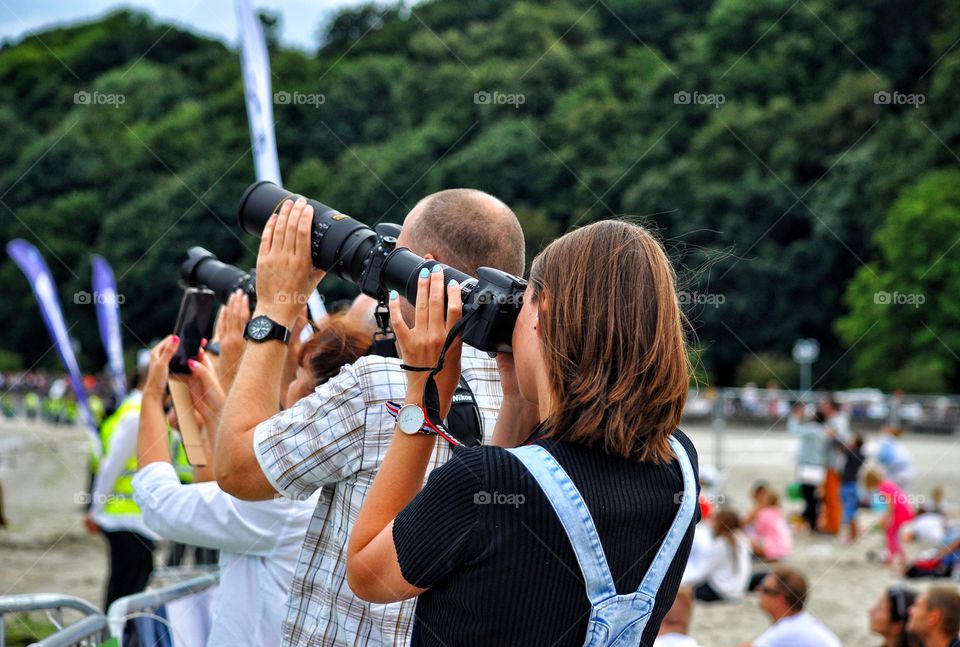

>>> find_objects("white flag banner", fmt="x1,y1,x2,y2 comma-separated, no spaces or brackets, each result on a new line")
236,0,282,184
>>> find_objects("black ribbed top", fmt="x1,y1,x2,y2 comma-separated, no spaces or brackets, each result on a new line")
393,431,700,646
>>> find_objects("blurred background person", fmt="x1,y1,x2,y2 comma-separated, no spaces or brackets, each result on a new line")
683,508,751,602
821,399,850,536
744,482,793,562
866,466,915,569
840,433,865,544
741,567,841,647
788,404,827,533
905,586,960,647
869,586,920,647
655,587,705,647
876,426,916,490
905,486,952,548
84,351,159,609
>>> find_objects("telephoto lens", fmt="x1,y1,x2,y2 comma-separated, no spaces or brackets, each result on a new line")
180,247,256,311
237,181,526,352
238,181,381,284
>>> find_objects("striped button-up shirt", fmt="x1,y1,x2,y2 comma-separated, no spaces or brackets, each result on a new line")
254,346,502,646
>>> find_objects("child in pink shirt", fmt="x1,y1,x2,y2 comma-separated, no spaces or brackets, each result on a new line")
866,468,915,568
745,483,793,561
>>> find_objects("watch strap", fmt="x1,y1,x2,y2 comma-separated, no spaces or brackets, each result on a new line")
385,401,435,435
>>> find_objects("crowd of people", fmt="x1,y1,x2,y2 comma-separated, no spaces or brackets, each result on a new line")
4,187,960,646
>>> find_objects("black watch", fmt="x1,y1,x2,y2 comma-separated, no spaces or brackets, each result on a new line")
244,315,291,344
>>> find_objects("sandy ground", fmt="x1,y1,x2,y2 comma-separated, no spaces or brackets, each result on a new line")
1,416,958,645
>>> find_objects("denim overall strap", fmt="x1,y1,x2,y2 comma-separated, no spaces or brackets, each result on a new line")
635,435,696,598
506,444,617,604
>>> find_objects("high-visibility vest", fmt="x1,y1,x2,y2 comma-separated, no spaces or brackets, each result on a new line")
99,397,142,516
88,394,105,425
170,431,194,485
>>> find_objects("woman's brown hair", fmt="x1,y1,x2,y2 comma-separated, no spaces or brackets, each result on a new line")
299,313,372,387
529,220,689,463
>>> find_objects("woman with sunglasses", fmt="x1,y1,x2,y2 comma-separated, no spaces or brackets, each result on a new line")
347,221,700,645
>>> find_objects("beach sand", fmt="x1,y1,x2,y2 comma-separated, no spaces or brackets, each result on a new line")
1,417,957,645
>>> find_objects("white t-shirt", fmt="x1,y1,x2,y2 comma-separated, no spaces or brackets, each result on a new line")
681,529,751,600
133,462,318,647
753,611,842,647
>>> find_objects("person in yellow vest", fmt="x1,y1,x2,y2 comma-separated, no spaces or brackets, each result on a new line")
84,350,159,609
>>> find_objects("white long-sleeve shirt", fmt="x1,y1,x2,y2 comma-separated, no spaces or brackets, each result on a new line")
133,462,317,647
90,390,157,538
681,529,751,600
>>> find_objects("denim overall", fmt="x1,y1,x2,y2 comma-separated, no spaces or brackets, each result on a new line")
506,435,696,646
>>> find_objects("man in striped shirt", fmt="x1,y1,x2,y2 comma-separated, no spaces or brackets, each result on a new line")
216,189,526,645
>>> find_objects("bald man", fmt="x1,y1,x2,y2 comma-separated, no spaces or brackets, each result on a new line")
655,588,705,647
216,189,525,646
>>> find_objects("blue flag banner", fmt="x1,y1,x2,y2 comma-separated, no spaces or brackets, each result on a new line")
91,255,127,402
7,239,102,455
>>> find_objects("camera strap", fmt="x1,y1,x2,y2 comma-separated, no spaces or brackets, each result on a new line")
422,309,478,446
371,297,398,358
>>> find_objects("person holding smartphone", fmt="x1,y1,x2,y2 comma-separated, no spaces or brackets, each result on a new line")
347,220,700,645
133,331,317,647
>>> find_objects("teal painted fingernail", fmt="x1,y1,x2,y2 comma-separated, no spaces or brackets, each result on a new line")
419,268,430,279
389,290,398,301
448,279,458,288
431,264,443,274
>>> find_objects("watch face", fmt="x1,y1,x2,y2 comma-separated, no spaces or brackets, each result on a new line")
249,317,272,340
397,405,425,434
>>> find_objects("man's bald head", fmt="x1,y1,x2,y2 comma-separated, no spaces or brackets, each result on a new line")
398,189,525,277
659,587,694,636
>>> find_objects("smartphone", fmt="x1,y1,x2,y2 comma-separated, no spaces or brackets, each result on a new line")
169,287,215,374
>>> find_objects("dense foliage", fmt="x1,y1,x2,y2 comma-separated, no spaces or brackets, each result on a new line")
1,0,958,390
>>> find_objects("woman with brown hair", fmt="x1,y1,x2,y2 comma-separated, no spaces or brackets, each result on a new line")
347,221,700,646
284,307,374,406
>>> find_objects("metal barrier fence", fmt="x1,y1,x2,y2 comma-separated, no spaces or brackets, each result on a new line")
1,573,219,647
682,387,960,471
106,572,219,646
0,593,107,647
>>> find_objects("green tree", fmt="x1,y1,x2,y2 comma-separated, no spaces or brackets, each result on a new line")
837,169,960,391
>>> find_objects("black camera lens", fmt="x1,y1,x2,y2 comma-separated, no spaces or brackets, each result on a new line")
238,181,379,284
180,246,256,310
236,181,526,352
